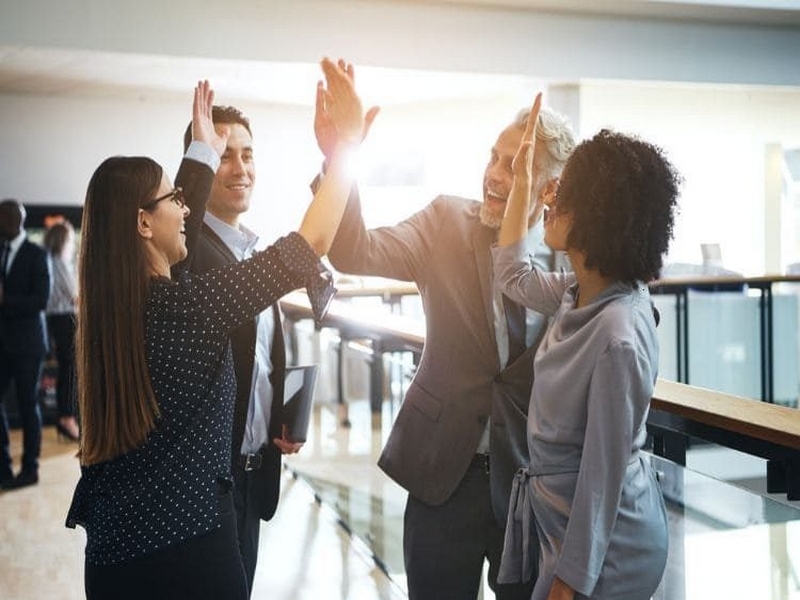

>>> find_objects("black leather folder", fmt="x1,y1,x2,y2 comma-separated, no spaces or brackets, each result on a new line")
283,364,319,443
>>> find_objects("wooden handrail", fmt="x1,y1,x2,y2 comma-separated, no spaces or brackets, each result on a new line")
282,288,800,498
652,379,800,451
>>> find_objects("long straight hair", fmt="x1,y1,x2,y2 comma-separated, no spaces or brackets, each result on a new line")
77,156,162,465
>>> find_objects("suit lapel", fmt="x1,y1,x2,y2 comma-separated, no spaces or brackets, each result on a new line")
202,223,237,265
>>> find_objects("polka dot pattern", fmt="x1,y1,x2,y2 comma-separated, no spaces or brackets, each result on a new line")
66,233,330,566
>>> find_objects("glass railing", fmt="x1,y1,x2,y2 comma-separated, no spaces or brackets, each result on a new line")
287,401,800,599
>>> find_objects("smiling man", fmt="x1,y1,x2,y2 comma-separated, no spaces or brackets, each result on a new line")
179,106,303,596
321,101,575,599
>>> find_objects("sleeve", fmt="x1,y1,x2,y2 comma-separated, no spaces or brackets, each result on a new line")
553,341,646,595
327,187,444,285
2,246,50,317
184,232,333,333
48,259,74,308
491,237,572,316
172,143,218,274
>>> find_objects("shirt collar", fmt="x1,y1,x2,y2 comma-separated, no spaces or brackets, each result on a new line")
524,220,543,252
7,229,26,252
204,212,259,260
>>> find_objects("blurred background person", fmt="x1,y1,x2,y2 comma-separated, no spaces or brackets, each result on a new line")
0,198,51,490
44,219,80,442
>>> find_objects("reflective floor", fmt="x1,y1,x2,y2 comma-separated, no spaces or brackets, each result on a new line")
0,426,403,600
286,396,800,600
3,397,799,599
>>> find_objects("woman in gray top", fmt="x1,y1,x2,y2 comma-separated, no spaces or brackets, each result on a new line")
493,94,681,600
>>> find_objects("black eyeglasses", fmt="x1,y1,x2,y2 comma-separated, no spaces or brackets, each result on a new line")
141,187,186,211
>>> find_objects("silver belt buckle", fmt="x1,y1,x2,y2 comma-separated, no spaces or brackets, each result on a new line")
244,452,262,471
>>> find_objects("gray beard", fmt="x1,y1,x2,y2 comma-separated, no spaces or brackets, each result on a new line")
479,180,545,231
479,203,503,229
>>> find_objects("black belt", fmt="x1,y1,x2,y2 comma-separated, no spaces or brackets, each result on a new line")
239,450,263,472
471,453,490,474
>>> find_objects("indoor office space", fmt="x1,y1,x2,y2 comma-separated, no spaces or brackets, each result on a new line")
1,1,800,599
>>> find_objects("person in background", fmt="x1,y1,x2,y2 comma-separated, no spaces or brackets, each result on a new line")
494,94,679,599
44,219,80,442
0,198,50,490
66,60,364,599
318,63,575,599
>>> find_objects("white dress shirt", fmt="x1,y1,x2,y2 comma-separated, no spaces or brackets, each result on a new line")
203,212,275,455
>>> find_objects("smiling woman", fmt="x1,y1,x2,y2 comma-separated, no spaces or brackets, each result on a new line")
64,59,368,600
138,177,192,276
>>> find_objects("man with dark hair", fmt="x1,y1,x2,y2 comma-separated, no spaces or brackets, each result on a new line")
178,106,302,594
0,198,50,490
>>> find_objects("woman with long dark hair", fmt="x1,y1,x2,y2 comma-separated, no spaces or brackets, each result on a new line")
66,60,365,599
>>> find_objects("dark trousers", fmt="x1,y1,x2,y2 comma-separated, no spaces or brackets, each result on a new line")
232,459,263,595
404,459,534,600
0,352,44,476
85,482,248,600
47,313,76,418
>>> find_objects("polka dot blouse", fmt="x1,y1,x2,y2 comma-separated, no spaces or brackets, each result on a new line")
66,232,332,566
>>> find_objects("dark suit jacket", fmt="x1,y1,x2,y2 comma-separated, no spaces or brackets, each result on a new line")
329,192,551,527
180,221,285,522
0,238,50,357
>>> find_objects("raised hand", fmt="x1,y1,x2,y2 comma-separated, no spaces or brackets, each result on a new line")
315,59,379,160
191,80,229,157
498,92,542,247
512,92,541,186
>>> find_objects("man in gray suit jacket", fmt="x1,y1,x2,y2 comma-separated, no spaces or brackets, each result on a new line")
318,96,575,598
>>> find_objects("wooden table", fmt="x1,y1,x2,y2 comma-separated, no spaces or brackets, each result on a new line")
283,288,800,500
281,292,424,415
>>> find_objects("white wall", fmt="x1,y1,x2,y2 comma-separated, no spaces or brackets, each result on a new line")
0,92,322,243
577,81,800,274
3,80,800,274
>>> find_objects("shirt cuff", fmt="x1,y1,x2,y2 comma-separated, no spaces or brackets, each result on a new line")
277,232,336,323
185,141,221,173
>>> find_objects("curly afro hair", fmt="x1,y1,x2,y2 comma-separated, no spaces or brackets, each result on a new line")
556,129,681,284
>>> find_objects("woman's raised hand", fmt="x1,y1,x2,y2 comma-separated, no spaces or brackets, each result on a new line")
512,92,541,189
318,58,365,151
315,60,380,161
498,92,542,247
192,80,229,157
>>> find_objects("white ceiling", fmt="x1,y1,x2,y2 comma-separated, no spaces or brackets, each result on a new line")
0,45,538,106
1,0,799,106
438,0,800,24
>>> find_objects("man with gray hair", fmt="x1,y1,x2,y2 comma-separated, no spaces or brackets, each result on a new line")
316,90,576,598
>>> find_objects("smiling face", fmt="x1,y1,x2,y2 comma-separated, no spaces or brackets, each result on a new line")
207,123,255,227
481,123,524,229
141,173,191,274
